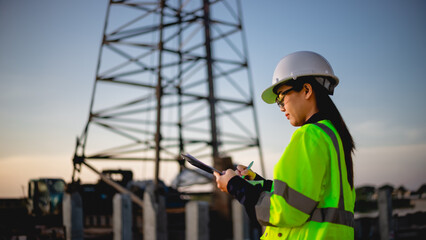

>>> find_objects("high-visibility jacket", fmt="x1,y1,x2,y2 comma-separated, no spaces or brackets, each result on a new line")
255,120,355,239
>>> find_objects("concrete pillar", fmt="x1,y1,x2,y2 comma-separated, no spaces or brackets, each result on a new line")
232,200,249,240
100,215,107,227
63,192,84,240
143,183,167,240
113,193,132,240
378,188,394,240
185,201,209,240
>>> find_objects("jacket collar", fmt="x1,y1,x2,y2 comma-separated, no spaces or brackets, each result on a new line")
304,112,327,125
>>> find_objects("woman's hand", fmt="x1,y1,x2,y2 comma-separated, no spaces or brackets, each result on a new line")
236,165,256,180
214,169,237,193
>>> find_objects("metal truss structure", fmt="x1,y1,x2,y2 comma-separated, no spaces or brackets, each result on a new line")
72,0,264,185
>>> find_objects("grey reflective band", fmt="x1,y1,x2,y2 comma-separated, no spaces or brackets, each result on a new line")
312,123,354,228
311,207,355,227
313,123,345,209
255,191,276,227
274,179,318,215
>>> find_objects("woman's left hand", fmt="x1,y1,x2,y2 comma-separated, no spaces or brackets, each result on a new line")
214,169,237,193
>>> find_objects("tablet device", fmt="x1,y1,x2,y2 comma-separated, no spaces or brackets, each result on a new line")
181,153,223,175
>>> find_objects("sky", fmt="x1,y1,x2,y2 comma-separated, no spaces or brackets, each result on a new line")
1,0,425,198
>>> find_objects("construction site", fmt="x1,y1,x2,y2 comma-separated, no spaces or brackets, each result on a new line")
1,1,425,240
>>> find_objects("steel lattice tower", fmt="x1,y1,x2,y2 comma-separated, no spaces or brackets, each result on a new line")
72,0,264,185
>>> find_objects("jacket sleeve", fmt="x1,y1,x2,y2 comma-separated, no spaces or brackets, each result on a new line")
227,176,263,223
252,173,273,192
255,124,330,227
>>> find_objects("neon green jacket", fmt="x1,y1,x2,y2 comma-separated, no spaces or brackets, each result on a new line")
256,120,355,239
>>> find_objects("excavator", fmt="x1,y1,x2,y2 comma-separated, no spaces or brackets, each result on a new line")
0,178,66,239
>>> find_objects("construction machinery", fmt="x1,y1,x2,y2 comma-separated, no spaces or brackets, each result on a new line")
0,178,66,239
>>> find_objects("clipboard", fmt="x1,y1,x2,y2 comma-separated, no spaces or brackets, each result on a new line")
181,153,223,175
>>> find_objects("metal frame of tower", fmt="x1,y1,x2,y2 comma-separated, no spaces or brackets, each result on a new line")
72,0,265,186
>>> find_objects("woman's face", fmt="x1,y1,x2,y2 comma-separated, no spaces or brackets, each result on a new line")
275,84,313,126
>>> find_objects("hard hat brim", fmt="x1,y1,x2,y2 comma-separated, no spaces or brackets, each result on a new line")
261,78,292,104
261,74,339,104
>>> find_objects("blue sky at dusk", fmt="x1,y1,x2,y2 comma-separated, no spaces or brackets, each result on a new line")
1,0,425,197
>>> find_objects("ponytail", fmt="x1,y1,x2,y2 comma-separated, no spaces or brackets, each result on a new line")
291,77,356,188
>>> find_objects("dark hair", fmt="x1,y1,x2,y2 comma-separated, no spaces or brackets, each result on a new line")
288,77,355,189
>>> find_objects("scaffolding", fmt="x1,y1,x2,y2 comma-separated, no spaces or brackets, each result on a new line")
72,0,264,186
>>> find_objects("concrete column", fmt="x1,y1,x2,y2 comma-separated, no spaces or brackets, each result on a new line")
143,183,167,240
63,192,84,240
113,193,132,240
185,201,209,240
100,215,107,227
232,200,249,240
378,188,394,240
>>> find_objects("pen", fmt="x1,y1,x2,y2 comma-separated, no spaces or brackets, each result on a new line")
242,161,254,179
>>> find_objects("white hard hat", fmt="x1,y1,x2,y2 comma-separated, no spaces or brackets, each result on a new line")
261,51,339,104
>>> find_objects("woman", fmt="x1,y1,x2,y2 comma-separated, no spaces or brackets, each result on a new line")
214,51,356,239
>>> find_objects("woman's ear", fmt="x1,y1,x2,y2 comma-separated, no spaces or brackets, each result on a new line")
304,83,313,99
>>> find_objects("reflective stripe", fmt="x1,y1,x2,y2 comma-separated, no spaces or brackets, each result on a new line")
274,179,318,215
312,123,354,228
255,191,276,227
312,123,345,209
311,207,355,227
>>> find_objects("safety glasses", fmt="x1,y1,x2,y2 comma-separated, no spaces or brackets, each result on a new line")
275,87,294,108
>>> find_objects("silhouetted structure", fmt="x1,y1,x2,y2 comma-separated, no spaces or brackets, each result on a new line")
355,184,426,240
70,1,264,239
72,0,264,187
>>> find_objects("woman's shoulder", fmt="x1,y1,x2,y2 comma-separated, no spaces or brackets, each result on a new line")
298,119,332,131
293,120,335,140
